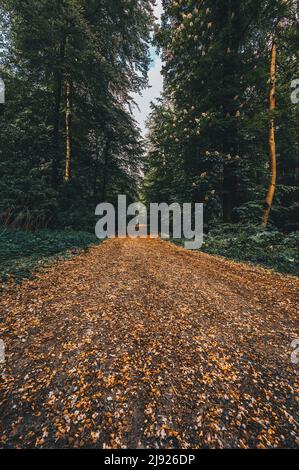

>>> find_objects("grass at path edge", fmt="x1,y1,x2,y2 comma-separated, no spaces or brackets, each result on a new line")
171,225,299,277
1,225,298,283
0,228,99,283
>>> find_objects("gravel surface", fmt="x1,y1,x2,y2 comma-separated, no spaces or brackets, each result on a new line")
0,237,298,448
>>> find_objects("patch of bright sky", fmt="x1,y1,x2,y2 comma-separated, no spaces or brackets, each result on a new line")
132,0,163,136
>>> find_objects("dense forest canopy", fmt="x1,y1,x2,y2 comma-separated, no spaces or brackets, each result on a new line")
144,0,298,232
0,0,155,230
0,0,298,240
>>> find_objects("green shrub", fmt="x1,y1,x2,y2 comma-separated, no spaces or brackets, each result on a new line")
172,225,299,276
0,228,99,281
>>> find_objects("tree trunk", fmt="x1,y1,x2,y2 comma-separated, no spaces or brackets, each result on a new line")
221,0,240,223
93,136,100,203
65,79,72,182
51,39,66,188
101,142,110,202
223,165,237,223
52,72,63,187
262,40,277,228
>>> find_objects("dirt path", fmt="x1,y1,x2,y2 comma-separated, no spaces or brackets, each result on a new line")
0,238,298,449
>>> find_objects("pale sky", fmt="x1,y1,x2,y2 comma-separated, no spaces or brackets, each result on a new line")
132,0,163,136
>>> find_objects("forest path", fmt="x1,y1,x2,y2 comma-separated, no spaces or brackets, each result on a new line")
0,238,298,449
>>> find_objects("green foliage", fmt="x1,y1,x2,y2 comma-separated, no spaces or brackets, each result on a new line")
144,0,298,229
0,1,298,278
173,225,299,276
0,0,154,230
0,228,98,281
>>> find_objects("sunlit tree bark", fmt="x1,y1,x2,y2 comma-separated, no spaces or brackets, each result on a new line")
262,39,277,228
65,79,72,182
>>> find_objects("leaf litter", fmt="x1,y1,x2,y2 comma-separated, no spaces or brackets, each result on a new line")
0,238,298,448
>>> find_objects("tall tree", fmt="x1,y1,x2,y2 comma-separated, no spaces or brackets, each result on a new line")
0,0,154,229
144,0,298,232
262,37,277,228
65,78,72,182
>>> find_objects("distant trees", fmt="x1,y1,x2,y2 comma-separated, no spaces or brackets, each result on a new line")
0,0,154,229
262,36,277,229
144,0,298,231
